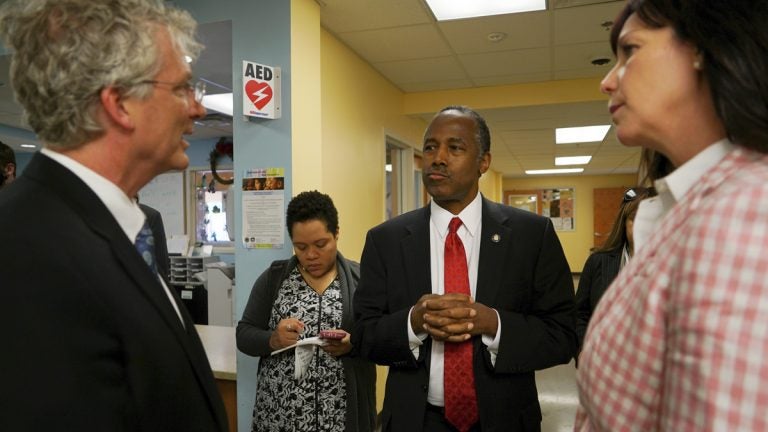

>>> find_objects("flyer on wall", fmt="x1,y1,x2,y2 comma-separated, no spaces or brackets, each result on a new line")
241,167,285,249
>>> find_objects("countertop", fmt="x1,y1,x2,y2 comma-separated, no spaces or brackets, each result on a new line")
195,324,237,381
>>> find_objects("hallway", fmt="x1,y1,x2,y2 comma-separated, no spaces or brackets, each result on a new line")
537,360,579,432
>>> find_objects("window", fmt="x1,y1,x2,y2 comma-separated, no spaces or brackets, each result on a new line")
190,169,234,247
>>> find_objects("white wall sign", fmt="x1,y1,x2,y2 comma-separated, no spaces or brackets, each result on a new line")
242,60,281,119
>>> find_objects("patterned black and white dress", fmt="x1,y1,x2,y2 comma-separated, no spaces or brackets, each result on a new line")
252,267,347,432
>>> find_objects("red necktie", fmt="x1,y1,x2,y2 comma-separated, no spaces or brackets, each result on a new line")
443,217,478,432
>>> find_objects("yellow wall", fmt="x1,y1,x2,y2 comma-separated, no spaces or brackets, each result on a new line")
291,0,322,192
503,174,638,272
320,29,425,261
320,30,428,412
480,168,503,203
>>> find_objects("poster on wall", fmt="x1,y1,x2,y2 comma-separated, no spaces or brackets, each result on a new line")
242,60,281,119
241,167,285,249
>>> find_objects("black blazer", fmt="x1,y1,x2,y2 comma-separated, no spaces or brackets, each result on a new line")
0,153,227,432
352,197,577,432
574,249,621,350
139,203,170,281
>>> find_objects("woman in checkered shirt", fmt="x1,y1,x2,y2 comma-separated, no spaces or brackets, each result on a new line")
575,1,768,430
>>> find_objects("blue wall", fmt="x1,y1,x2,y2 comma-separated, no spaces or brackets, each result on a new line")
176,2,294,431
14,138,220,175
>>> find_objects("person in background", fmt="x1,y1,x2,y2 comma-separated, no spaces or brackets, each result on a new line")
0,0,227,430
631,148,675,252
0,141,15,188
353,106,576,432
574,187,649,352
576,1,768,430
237,190,376,432
138,200,171,281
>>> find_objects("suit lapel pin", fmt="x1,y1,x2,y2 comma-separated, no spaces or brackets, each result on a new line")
491,233,501,243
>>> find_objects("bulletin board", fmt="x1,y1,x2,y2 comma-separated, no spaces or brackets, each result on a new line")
138,171,185,237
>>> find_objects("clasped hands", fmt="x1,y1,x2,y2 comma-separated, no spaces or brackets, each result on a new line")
269,317,352,357
410,293,498,343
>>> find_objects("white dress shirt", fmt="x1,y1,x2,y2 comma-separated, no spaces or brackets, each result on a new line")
406,192,501,406
41,148,184,325
633,138,734,251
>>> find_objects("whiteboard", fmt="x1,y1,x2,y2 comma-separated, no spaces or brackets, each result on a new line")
138,171,185,237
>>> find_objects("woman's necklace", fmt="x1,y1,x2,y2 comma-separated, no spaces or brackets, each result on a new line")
300,264,338,295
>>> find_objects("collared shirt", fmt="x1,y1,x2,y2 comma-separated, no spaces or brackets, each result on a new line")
40,148,184,325
576,143,768,430
406,192,501,406
633,138,734,251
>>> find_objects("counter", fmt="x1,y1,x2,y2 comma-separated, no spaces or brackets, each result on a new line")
195,325,237,432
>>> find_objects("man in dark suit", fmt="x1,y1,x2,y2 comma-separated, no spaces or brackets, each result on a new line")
0,1,227,431
353,106,576,432
139,203,171,281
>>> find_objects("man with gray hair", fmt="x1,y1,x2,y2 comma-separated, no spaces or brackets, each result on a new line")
0,1,226,430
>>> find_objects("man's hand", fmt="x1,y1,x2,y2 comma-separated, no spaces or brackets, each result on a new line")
411,293,498,343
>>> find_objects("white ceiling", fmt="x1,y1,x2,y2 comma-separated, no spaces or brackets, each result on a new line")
0,0,638,178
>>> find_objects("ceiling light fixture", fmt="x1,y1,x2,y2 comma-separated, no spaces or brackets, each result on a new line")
425,0,546,21
20,144,36,149
555,156,592,166
556,125,611,144
525,168,584,175
202,93,233,117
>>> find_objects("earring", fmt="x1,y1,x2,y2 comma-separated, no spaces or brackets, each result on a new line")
693,60,702,70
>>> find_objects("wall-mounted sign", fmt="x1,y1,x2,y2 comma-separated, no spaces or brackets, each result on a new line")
242,61,281,119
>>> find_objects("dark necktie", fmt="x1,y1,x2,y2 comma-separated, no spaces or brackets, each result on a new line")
135,221,158,275
443,217,478,432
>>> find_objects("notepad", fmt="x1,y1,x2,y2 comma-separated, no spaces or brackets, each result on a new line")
271,337,328,380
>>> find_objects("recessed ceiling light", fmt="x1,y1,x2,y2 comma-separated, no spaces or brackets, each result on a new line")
487,32,507,43
425,0,546,21
555,156,592,166
201,93,233,116
556,125,611,144
20,144,36,149
525,168,584,175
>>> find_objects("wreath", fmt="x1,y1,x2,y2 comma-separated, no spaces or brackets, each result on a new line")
209,137,234,185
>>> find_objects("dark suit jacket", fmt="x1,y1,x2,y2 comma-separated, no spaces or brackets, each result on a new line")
574,249,621,350
0,153,227,432
139,203,170,281
352,197,576,432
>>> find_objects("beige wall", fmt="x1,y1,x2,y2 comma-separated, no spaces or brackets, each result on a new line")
320,29,426,262
503,174,638,272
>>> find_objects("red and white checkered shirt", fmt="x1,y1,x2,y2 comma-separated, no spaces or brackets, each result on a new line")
575,146,768,431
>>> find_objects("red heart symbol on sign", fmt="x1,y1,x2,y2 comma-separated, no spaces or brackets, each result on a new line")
245,80,273,110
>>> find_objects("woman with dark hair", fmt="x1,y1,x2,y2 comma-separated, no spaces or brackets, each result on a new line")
237,191,376,431
576,1,768,430
574,187,648,351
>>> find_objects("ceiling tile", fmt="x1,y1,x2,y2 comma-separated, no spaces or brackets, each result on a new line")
553,41,614,71
553,1,625,45
337,24,452,63
319,0,433,33
397,79,475,92
373,56,467,84
459,47,550,78
437,11,551,53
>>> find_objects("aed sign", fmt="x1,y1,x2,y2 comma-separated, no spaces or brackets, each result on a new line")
242,61,281,119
